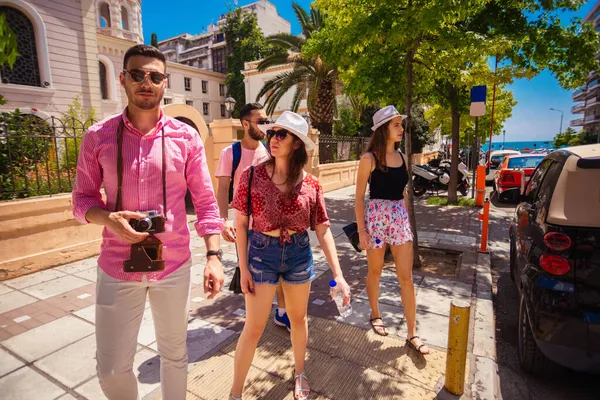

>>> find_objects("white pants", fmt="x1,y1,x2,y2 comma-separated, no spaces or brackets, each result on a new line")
95,260,192,400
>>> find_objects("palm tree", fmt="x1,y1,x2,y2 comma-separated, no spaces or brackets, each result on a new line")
256,2,337,135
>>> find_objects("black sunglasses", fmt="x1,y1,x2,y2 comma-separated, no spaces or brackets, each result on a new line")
124,69,167,85
266,129,289,141
242,119,273,125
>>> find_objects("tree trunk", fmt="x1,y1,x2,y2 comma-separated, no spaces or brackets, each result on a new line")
404,45,421,269
448,86,460,204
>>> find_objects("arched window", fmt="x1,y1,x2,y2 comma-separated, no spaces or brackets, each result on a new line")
0,6,41,87
99,61,108,100
99,2,111,28
121,6,129,30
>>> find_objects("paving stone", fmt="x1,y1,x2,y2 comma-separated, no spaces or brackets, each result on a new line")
75,376,105,400
416,287,471,317
357,280,405,309
57,395,78,400
0,283,13,296
417,231,438,239
396,308,450,349
455,235,476,244
339,297,404,336
21,275,90,300
0,367,65,400
35,335,97,388
0,291,38,314
56,257,99,274
2,315,94,362
74,267,98,283
73,304,95,324
4,269,67,290
419,276,473,298
0,348,24,377
436,233,457,241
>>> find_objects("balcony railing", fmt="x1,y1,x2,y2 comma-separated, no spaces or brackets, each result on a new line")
179,48,208,60
586,96,600,108
573,87,587,101
584,114,600,123
570,118,584,127
588,80,599,90
571,103,585,113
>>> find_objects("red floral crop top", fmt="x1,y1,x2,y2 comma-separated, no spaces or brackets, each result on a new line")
231,165,330,243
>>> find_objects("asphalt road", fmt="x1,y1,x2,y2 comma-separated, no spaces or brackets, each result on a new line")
486,188,597,400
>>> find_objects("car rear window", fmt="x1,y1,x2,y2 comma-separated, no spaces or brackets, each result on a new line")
490,155,505,166
548,156,600,227
507,156,545,169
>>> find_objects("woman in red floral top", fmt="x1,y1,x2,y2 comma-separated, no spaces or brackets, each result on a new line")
229,111,351,400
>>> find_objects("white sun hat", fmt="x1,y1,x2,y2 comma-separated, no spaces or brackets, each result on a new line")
259,110,315,151
371,105,407,131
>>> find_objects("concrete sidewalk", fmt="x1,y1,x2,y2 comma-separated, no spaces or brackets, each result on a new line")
0,186,493,400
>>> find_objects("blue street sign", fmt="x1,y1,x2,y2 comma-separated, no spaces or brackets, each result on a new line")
470,85,487,116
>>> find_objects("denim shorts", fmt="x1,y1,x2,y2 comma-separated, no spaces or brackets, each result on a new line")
247,231,315,285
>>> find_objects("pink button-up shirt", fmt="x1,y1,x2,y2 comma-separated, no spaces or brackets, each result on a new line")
72,109,223,282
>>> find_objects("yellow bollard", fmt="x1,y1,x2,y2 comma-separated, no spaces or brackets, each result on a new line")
444,299,471,396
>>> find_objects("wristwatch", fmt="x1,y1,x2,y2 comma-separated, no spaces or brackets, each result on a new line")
206,249,223,261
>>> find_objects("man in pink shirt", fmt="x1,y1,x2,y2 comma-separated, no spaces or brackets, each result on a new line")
215,103,290,331
72,44,224,400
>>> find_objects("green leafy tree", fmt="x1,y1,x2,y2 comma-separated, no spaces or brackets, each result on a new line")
552,127,597,148
0,110,54,199
61,95,96,170
256,2,337,135
222,7,276,118
0,13,19,105
151,32,158,48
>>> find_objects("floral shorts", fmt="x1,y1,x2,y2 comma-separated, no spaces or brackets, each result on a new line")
365,199,413,249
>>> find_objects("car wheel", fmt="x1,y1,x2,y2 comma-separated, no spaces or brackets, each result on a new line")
509,235,516,282
518,293,561,376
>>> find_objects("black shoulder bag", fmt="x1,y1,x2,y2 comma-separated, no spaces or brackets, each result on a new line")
229,166,254,293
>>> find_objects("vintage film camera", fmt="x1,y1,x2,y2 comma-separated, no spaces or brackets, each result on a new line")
129,210,165,233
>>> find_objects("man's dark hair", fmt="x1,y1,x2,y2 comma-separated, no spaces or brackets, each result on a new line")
123,44,166,72
239,103,264,120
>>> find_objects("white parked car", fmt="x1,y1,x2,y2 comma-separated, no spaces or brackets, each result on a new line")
486,150,521,184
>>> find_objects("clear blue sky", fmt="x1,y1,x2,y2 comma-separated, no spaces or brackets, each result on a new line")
141,0,595,142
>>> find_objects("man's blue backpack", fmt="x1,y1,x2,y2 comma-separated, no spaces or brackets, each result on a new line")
228,141,242,203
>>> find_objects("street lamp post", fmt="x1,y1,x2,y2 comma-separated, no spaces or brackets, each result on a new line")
502,129,505,149
549,108,564,135
224,97,236,119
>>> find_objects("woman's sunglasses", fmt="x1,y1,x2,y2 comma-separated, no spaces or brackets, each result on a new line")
266,129,290,141
124,69,167,85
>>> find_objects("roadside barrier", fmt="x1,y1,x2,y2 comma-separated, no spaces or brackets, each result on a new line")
478,197,490,253
444,299,471,395
475,165,487,206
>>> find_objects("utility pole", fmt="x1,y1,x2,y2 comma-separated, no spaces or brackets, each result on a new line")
549,108,564,135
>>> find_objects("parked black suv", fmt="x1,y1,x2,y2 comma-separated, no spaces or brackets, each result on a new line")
509,144,600,375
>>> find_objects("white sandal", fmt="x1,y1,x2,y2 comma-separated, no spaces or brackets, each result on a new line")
230,395,242,400
294,371,310,400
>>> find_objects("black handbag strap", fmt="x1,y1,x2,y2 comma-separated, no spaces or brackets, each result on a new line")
115,119,167,219
247,166,254,216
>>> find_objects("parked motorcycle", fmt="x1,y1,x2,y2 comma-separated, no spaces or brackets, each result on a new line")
411,159,470,197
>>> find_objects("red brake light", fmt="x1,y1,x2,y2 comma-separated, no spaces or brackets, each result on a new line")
544,232,572,251
540,254,571,275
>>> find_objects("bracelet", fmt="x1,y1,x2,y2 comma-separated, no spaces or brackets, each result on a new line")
358,228,366,233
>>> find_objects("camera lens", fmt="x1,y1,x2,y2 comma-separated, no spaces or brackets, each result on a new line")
137,218,152,232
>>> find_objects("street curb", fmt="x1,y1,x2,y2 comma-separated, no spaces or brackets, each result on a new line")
469,251,501,400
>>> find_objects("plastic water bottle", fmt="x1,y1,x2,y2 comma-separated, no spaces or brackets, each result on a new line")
330,280,352,318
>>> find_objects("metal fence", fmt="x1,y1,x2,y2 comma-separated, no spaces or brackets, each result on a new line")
0,113,94,200
318,135,369,164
